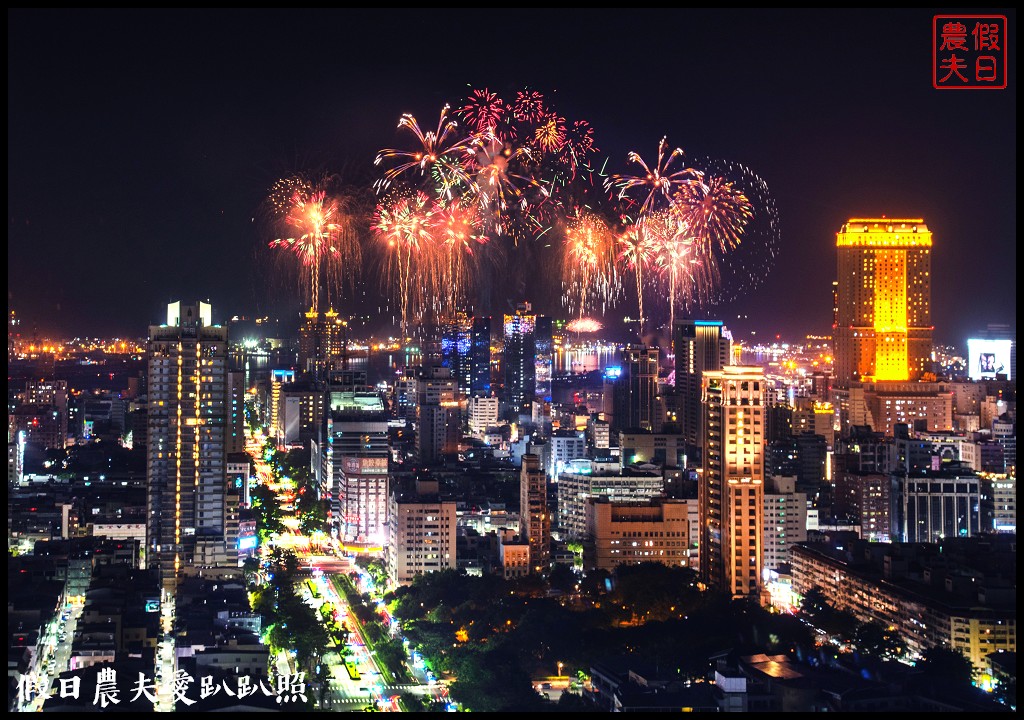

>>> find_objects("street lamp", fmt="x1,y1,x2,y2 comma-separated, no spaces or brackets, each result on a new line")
557,661,564,678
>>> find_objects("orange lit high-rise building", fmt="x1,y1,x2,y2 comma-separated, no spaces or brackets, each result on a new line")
700,365,766,600
833,219,932,387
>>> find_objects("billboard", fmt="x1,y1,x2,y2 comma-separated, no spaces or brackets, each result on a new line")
967,338,1012,381
341,456,388,475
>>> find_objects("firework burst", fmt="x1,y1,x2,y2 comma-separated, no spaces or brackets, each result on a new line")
267,188,360,313
373,191,437,334
512,90,546,123
654,223,697,332
671,174,753,306
533,113,567,154
457,87,507,134
432,202,486,316
617,223,659,338
561,211,618,319
374,105,479,200
561,120,597,179
605,137,702,223
467,132,539,239
566,317,603,333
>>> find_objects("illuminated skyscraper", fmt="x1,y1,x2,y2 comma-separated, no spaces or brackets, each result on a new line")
439,313,473,396
146,301,232,590
700,365,766,600
674,320,731,456
503,303,537,414
469,316,492,397
833,218,932,387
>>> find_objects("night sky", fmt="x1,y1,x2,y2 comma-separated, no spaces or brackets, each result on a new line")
8,8,1016,346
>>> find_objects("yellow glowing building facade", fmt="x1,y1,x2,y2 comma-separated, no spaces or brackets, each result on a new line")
700,366,766,600
833,219,932,387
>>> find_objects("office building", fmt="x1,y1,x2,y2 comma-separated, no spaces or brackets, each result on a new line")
470,315,493,397
611,344,659,434
558,460,665,539
674,320,731,457
268,368,296,444
415,366,461,465
320,390,390,543
503,303,537,415
535,315,553,403
146,301,233,589
549,429,587,479
980,474,1016,533
467,395,499,439
700,365,766,600
833,218,932,387
891,469,981,543
276,379,326,447
226,371,245,454
583,497,690,572
833,470,891,540
860,380,954,435
618,430,685,470
438,313,473,396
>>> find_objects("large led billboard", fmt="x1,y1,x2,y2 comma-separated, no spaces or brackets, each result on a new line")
967,338,1012,381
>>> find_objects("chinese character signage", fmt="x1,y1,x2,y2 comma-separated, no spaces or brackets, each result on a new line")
933,15,1007,89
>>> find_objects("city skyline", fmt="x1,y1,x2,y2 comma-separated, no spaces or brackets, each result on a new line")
8,9,1016,345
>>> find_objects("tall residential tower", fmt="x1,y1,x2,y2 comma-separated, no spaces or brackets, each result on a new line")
700,365,766,600
146,301,234,590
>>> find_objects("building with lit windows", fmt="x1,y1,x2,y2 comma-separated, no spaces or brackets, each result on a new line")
549,429,587,478
891,469,981,543
436,313,474,396
268,368,296,444
503,303,538,415
319,391,389,543
467,395,499,439
519,453,550,572
700,366,766,600
980,473,1016,533
558,460,665,539
298,308,347,382
470,316,492,397
762,476,807,571
146,301,233,590
583,497,690,572
833,218,932,387
674,320,731,458
498,528,530,580
790,537,1016,672
276,380,326,447
611,344,659,434
859,380,953,435
226,371,245,454
833,470,891,540
386,475,457,588
415,366,461,465
618,430,685,470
